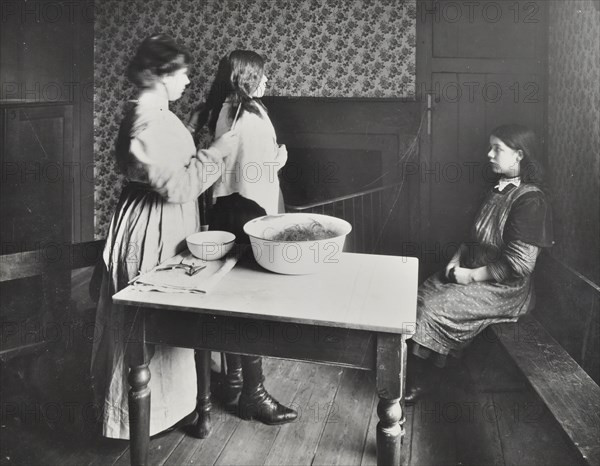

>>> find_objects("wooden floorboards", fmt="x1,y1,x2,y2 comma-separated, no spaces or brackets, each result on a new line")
0,356,584,466
0,268,585,466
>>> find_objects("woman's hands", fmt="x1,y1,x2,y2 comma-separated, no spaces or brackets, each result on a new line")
196,150,217,164
276,143,288,167
209,130,239,159
195,130,238,167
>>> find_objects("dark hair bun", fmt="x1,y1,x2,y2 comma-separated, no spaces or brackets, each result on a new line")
127,34,191,88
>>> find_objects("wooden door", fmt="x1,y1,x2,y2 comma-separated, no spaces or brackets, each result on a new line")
0,103,74,362
0,0,95,242
1,103,73,252
416,0,548,277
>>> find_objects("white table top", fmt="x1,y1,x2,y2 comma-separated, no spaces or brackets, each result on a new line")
112,252,418,335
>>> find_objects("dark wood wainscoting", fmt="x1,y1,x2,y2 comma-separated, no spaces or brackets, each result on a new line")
262,97,422,256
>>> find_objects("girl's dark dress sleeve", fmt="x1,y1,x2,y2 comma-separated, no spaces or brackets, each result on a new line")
488,190,554,281
504,191,554,247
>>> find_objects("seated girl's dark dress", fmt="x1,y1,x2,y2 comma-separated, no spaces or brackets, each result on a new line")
412,182,553,367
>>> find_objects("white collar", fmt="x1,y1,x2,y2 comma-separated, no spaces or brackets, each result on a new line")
495,176,521,192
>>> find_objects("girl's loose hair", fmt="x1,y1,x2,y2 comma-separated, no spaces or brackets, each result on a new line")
226,50,265,121
194,50,266,138
127,34,191,88
490,124,545,186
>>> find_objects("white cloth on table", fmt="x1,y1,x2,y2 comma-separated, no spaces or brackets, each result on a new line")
131,249,243,294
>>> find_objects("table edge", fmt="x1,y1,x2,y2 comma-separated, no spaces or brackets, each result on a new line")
113,294,417,335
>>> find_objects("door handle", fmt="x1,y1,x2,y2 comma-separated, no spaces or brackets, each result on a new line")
426,93,433,136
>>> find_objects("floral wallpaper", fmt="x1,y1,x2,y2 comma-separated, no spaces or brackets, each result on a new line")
547,0,600,281
93,0,417,236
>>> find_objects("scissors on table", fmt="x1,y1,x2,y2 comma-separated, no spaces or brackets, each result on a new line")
155,258,206,276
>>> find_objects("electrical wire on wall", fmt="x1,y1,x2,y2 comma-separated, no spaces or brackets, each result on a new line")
371,110,427,253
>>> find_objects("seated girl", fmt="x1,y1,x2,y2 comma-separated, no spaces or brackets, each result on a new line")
406,124,554,402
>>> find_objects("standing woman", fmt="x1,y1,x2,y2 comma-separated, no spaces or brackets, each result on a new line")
91,34,235,439
193,50,295,425
406,124,554,401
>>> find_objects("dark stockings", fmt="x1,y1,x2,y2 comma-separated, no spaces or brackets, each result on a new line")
405,349,441,404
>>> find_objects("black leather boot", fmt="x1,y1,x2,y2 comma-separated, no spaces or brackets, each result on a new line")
237,356,297,425
404,352,439,404
216,353,244,410
191,350,212,438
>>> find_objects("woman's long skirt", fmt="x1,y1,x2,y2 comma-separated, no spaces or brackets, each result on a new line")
90,184,200,439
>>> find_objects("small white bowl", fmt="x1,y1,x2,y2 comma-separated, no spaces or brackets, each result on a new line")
243,213,352,275
186,231,236,261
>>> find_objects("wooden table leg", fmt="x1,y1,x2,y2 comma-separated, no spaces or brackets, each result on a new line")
127,307,153,466
376,333,407,466
129,363,151,466
192,349,212,438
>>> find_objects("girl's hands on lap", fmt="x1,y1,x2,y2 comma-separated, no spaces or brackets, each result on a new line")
445,259,460,279
452,266,473,285
445,244,466,279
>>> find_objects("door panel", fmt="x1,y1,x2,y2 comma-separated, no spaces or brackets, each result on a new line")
1,104,73,251
432,2,541,59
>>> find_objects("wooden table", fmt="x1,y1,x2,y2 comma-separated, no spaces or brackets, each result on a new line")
112,252,418,466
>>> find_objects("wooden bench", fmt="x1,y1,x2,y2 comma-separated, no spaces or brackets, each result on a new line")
492,254,600,466
0,240,105,362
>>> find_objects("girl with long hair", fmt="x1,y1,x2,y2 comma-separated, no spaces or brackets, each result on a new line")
405,124,554,402
193,50,295,426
